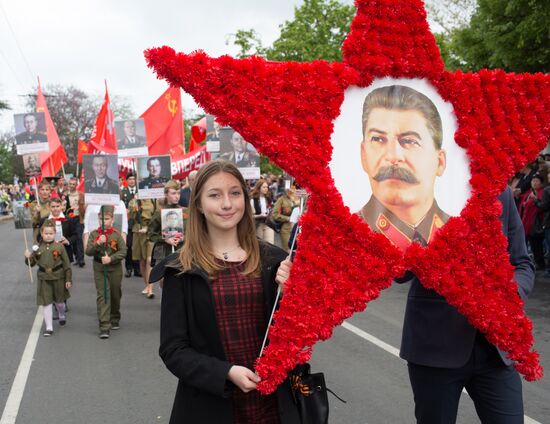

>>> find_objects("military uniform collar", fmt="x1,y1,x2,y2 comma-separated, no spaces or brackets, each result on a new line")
359,196,449,252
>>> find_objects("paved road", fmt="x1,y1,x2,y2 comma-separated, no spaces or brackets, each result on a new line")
0,218,549,423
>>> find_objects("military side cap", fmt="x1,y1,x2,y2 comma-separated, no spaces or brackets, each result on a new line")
99,205,115,216
164,179,181,192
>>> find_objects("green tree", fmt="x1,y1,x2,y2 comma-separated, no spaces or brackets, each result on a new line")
0,131,18,182
0,99,9,113
442,0,550,72
234,0,355,62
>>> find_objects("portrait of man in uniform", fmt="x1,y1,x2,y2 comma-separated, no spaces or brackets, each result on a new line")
358,85,449,251
23,154,42,177
84,155,120,194
116,119,147,149
219,131,260,167
162,209,184,240
15,113,48,145
138,156,171,189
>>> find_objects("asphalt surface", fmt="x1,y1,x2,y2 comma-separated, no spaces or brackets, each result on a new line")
0,218,549,423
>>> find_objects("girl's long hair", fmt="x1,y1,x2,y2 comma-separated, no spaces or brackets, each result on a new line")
250,179,271,201
179,160,260,277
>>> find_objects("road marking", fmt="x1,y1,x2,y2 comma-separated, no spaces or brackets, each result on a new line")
0,307,42,424
342,320,541,424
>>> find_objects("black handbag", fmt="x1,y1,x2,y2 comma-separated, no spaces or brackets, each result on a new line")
289,363,345,424
265,211,282,233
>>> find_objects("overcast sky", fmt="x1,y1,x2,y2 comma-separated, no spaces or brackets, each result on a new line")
1,0,345,133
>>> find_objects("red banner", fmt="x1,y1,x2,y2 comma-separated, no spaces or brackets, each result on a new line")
36,81,67,176
189,116,206,152
77,139,89,164
170,145,209,180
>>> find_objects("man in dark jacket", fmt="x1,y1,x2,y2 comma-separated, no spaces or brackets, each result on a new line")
398,187,534,423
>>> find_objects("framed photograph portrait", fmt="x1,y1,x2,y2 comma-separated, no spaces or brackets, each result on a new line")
161,208,184,241
218,128,260,180
137,155,171,199
13,201,32,229
329,78,471,249
14,112,49,155
115,119,148,158
22,153,42,177
83,154,120,205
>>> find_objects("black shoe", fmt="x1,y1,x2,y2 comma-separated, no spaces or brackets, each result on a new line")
59,318,66,327
147,293,155,299
43,330,53,337
125,269,132,278
78,262,85,268
111,321,120,330
134,272,142,278
99,329,110,339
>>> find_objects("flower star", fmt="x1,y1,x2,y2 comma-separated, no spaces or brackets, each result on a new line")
145,0,550,392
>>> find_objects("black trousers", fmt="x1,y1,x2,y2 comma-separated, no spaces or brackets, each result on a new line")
408,333,523,424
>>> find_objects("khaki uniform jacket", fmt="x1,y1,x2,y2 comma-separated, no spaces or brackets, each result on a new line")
128,198,157,234
25,241,72,282
85,229,127,268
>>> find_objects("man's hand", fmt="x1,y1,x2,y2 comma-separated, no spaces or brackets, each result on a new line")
96,235,107,245
101,255,111,265
227,365,260,393
60,236,70,245
166,236,180,246
65,281,72,289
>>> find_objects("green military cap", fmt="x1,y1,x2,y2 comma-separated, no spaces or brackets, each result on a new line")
41,219,56,230
164,179,181,193
99,205,115,216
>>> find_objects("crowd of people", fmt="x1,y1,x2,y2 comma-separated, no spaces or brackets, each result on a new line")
510,153,550,276
12,167,301,341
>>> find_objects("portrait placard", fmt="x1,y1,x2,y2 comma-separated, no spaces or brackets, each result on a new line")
14,112,49,155
22,154,42,177
218,128,260,180
13,201,32,229
137,155,171,199
115,119,148,158
161,208,184,241
329,78,471,248
83,154,120,205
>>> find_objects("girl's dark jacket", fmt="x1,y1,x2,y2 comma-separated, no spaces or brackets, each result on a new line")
154,241,300,424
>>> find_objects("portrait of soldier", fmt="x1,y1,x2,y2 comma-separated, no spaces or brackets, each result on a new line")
117,119,147,149
23,154,42,177
138,157,170,189
84,155,119,194
15,113,48,145
162,209,184,240
219,131,259,167
358,85,449,251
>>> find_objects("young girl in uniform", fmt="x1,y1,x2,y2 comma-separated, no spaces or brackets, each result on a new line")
24,219,72,336
156,160,299,424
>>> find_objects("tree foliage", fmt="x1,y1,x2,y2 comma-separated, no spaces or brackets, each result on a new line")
234,0,355,62
432,0,550,73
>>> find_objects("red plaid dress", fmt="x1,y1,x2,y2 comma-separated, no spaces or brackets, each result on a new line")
211,261,280,424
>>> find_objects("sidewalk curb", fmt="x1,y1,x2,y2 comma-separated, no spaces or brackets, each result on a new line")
0,215,14,223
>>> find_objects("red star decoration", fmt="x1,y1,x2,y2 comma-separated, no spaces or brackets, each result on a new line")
145,0,550,392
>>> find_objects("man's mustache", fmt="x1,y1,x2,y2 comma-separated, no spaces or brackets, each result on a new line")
373,166,419,184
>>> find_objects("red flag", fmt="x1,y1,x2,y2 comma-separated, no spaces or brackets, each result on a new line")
36,80,67,177
189,116,206,152
77,139,89,164
89,83,117,154
141,87,185,158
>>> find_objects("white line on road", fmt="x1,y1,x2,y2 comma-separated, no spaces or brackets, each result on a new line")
0,307,43,424
342,320,541,424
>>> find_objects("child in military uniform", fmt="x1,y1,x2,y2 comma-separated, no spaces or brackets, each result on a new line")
85,205,127,339
24,220,72,337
